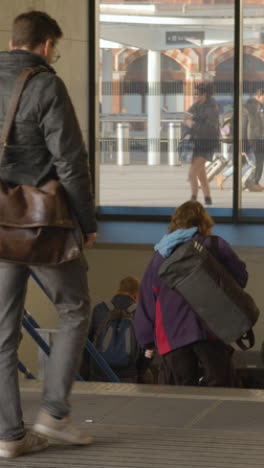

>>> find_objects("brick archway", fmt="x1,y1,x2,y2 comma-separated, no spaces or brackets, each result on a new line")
164,48,199,72
115,48,199,72
114,48,146,71
207,45,264,71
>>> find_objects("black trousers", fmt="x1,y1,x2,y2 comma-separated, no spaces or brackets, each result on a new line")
158,340,233,387
254,151,264,184
249,140,264,184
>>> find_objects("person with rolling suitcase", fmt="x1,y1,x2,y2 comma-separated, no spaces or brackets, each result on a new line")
204,153,228,183
214,151,256,190
215,106,258,191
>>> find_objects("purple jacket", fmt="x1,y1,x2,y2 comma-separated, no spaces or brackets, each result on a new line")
135,234,248,355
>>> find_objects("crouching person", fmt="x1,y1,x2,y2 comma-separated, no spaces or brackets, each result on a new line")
135,201,248,387
80,276,153,383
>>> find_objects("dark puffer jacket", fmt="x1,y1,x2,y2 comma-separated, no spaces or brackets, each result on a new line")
0,49,96,235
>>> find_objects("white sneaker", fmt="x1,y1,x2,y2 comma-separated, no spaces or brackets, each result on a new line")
33,409,93,445
0,429,48,459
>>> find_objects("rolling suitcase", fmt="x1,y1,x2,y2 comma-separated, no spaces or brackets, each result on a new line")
205,154,228,182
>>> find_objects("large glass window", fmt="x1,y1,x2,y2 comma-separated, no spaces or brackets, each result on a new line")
98,1,264,219
241,3,264,216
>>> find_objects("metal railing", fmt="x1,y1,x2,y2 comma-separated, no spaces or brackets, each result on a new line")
19,274,120,383
100,118,229,166
101,118,183,166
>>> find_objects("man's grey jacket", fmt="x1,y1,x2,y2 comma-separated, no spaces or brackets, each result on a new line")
0,49,96,235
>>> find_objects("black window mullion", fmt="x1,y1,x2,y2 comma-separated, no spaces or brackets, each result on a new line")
233,0,243,221
88,0,97,191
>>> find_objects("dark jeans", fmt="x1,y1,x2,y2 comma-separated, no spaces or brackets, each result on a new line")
249,140,264,184
254,151,264,184
158,340,233,387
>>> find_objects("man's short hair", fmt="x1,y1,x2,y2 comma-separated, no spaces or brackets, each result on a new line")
119,276,140,296
12,11,62,50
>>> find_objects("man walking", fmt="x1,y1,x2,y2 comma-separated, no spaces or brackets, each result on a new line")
244,88,264,191
0,11,96,458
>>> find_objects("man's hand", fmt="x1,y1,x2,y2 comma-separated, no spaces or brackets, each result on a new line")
185,119,193,129
144,349,154,359
83,233,96,249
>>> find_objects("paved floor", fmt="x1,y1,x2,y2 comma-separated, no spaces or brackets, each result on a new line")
99,164,264,209
3,381,264,467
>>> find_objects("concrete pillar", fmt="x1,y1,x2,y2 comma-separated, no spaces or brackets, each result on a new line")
185,72,195,110
102,49,113,114
168,122,181,166
116,123,130,165
112,71,122,114
102,49,113,138
147,50,161,165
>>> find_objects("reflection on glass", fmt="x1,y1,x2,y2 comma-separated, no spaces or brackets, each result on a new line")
99,0,237,210
242,15,264,211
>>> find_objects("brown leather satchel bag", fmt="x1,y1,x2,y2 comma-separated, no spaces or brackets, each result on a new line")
0,66,83,265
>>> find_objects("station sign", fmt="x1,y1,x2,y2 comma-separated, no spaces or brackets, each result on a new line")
166,31,205,46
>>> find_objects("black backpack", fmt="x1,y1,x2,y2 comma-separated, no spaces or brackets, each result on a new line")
158,236,260,350
92,301,139,369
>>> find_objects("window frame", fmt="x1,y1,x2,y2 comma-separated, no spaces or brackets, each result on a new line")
91,0,264,225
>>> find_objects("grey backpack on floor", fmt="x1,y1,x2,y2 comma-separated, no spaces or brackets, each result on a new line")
158,236,260,350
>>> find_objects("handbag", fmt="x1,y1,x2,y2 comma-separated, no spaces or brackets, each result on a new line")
0,66,83,265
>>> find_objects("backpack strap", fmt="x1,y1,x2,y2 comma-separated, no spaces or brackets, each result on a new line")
105,301,136,317
126,303,137,316
104,301,115,312
196,234,219,259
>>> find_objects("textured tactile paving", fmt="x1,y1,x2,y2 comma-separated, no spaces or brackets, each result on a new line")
1,383,264,467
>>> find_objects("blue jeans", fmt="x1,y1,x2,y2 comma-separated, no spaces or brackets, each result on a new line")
0,256,90,440
222,151,256,183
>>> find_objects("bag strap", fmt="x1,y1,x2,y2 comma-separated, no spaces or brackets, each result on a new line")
127,303,137,315
236,329,255,351
196,234,219,259
104,301,115,312
210,235,219,259
104,300,136,316
0,66,48,164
